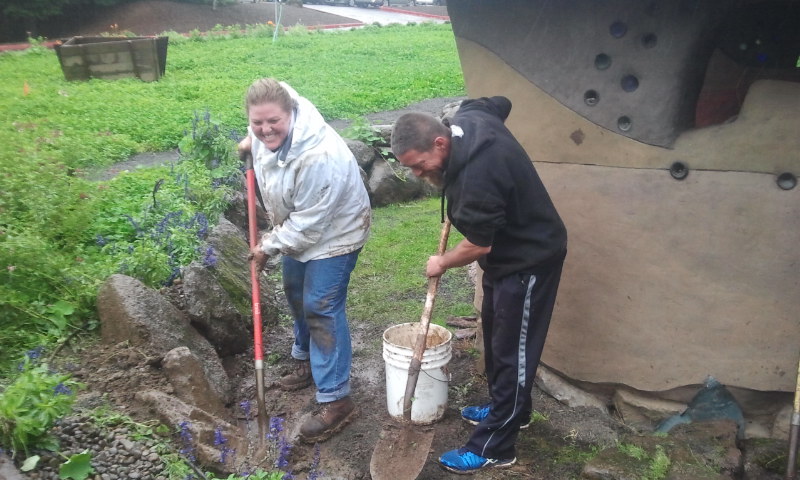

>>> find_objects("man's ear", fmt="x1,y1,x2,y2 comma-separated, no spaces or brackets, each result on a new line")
433,135,449,151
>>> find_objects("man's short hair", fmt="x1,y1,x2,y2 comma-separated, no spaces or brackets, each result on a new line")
391,112,450,157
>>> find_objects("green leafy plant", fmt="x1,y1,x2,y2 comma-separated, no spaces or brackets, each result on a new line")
59,450,93,480
342,117,382,144
0,354,82,457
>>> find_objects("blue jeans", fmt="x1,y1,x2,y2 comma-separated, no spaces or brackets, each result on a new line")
282,249,361,403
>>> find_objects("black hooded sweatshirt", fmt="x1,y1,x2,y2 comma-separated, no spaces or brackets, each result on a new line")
444,96,567,280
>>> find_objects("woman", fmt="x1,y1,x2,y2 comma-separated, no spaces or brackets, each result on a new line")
239,78,371,443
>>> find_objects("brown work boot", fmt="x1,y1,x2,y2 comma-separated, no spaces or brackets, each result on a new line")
279,359,312,391
299,396,357,443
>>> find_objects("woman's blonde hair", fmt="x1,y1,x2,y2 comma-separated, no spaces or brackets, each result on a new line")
245,78,295,114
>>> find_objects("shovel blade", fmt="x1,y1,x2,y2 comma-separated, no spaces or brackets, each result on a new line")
369,423,435,480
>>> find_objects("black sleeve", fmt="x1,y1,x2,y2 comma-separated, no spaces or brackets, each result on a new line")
449,157,508,248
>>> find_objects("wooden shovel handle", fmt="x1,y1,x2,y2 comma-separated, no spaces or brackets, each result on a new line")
402,219,452,421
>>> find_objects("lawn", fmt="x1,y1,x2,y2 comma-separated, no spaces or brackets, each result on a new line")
0,23,466,373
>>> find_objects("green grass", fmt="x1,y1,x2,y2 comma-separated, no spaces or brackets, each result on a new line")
0,24,465,371
349,198,475,332
0,23,463,170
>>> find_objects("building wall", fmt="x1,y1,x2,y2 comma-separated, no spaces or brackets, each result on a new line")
453,35,799,394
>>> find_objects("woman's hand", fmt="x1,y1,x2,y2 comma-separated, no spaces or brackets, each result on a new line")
238,135,252,157
249,245,269,271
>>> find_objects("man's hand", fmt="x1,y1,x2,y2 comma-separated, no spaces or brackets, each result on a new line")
425,239,491,278
426,255,447,278
249,245,269,271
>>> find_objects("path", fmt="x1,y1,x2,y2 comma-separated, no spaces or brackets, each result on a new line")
304,4,448,26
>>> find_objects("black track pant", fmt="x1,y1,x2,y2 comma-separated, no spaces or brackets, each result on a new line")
464,253,565,460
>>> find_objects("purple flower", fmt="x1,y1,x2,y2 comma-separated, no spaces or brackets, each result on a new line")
308,443,323,480
220,446,234,464
96,235,107,246
213,427,227,446
53,383,72,396
275,436,292,469
267,417,285,441
239,400,252,426
202,246,217,268
26,346,44,360
178,421,196,462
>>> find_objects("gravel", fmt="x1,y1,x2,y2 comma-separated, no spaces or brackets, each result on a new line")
24,415,170,480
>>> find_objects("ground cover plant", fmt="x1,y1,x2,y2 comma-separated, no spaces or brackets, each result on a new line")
0,22,466,474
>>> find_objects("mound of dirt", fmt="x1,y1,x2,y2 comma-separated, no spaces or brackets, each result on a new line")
37,1,360,40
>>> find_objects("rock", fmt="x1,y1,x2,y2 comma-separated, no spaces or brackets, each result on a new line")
772,403,792,440
182,262,249,357
203,216,279,326
453,328,476,340
367,158,437,207
222,188,271,235
135,390,245,476
441,100,463,122
536,364,609,413
373,124,392,144
612,387,686,432
163,346,228,417
0,450,24,480
344,138,378,171
96,274,231,404
446,315,478,328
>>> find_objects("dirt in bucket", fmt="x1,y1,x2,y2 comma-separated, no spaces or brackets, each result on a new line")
383,322,451,349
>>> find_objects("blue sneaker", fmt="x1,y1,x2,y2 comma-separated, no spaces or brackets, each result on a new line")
439,447,516,474
460,403,530,429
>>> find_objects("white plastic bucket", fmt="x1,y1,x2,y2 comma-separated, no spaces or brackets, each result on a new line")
382,322,452,424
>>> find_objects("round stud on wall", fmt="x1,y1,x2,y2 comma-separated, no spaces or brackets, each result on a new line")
621,75,639,92
595,53,612,70
617,116,632,132
670,161,689,180
584,90,599,106
609,21,628,38
642,33,658,49
776,172,797,190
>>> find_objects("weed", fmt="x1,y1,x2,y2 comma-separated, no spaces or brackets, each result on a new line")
617,442,672,480
649,445,671,479
0,354,82,457
531,410,550,424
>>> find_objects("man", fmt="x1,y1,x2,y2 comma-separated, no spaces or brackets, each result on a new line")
391,96,567,474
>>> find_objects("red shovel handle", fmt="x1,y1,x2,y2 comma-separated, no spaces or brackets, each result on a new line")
243,151,263,363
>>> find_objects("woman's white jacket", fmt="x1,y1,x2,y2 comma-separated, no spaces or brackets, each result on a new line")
249,83,371,262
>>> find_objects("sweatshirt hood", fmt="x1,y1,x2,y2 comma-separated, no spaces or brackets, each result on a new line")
279,82,328,165
445,96,513,182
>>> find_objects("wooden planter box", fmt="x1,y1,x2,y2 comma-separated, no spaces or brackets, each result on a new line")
54,36,168,82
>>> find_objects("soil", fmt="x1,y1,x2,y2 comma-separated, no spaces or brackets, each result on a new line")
32,2,620,479
35,1,449,40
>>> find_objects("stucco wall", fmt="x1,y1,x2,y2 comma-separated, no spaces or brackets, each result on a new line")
455,39,800,393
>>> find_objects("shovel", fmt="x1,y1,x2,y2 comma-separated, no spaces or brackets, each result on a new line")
243,151,269,446
370,218,451,480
